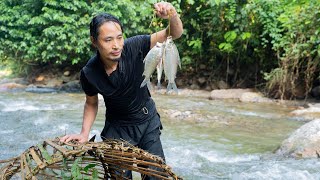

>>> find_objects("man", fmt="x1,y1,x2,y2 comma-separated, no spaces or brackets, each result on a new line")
60,1,183,179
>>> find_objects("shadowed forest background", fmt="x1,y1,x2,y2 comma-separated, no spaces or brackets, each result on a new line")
0,0,319,100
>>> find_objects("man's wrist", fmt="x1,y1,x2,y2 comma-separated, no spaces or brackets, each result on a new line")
169,12,179,20
80,131,89,138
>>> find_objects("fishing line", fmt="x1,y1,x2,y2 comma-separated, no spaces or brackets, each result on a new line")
168,9,172,37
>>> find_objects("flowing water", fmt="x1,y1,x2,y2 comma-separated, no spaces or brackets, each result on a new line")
0,91,320,179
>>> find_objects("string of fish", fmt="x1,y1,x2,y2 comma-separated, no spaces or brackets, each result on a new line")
140,8,181,93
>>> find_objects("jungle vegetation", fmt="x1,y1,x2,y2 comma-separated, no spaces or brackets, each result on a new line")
0,0,319,99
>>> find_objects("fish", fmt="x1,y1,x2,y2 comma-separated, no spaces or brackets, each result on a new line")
140,42,164,91
163,36,181,93
156,57,163,89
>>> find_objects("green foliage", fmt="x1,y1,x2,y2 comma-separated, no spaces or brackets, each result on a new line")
37,144,53,164
219,31,237,53
257,0,320,99
1,0,319,99
61,157,98,180
0,0,156,67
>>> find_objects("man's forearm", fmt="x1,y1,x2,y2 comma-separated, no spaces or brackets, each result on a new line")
80,101,98,137
168,13,183,39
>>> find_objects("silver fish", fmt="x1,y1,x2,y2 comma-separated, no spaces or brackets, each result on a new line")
163,36,181,93
156,57,163,89
140,42,164,90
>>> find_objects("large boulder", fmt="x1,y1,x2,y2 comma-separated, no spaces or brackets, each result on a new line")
276,119,320,158
239,92,273,103
311,85,320,99
210,88,254,100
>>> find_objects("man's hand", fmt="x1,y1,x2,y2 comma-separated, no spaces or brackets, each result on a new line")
59,133,88,143
154,2,178,19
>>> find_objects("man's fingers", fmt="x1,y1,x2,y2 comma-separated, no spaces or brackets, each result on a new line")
66,135,77,143
60,134,76,143
60,134,88,144
59,135,68,142
154,2,176,18
154,3,160,11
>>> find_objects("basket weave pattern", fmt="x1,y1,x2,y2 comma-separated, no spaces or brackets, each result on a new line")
0,138,182,180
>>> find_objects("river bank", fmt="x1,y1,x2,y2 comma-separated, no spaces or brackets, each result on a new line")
1,67,320,121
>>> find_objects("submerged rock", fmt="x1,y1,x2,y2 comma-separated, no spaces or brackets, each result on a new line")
25,85,59,93
290,103,320,120
276,119,320,158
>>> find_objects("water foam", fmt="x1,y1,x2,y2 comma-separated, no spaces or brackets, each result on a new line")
199,150,260,163
232,162,317,180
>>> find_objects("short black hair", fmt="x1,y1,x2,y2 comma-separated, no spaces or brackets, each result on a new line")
89,13,123,40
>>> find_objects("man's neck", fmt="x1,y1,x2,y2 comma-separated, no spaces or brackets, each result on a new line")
102,58,118,75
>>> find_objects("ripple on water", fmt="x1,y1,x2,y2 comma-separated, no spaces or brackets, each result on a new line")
198,151,260,163
231,159,320,180
0,130,14,134
2,104,40,112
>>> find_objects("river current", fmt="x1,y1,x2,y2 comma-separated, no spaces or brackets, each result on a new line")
0,91,319,179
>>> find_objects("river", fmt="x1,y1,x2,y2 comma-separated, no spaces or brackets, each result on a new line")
0,91,319,179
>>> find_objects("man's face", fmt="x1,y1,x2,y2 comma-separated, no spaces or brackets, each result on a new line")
93,21,124,62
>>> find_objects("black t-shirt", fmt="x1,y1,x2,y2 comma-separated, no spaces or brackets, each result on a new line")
80,35,157,125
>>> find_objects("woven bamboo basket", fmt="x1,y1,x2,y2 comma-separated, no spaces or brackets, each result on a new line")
0,138,182,180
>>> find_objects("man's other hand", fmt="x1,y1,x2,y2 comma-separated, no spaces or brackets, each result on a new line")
59,134,88,143
154,2,178,19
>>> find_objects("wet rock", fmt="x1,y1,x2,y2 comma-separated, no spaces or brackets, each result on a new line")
276,119,320,158
210,88,254,100
153,88,211,98
197,77,206,85
210,82,218,90
164,109,197,120
204,85,212,91
46,79,63,87
25,85,58,93
170,111,182,118
59,80,81,92
291,104,320,115
35,75,45,82
293,83,306,99
61,75,73,83
217,80,229,89
63,71,70,76
290,103,320,120
160,109,230,125
176,79,184,87
239,92,273,103
190,83,200,90
311,86,320,99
